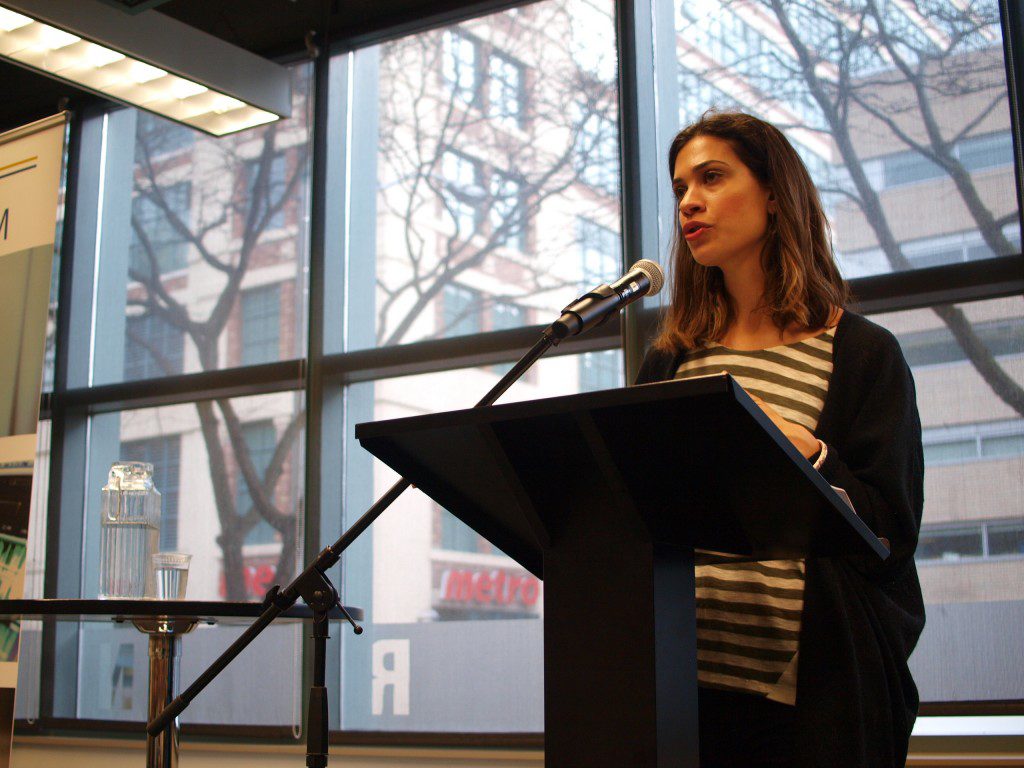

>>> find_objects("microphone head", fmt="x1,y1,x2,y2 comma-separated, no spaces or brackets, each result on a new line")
631,259,665,297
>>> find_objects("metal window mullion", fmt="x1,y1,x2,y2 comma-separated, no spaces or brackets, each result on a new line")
616,0,668,384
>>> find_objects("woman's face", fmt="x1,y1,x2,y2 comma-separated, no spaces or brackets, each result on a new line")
672,135,774,273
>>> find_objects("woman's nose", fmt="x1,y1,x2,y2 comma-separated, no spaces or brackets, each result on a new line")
679,195,704,216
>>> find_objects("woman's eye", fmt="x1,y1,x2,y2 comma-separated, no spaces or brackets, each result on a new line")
704,170,721,183
674,186,687,200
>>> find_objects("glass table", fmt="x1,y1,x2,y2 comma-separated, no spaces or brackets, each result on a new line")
0,598,363,768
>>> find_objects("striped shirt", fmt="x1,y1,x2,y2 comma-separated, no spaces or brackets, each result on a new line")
674,329,834,704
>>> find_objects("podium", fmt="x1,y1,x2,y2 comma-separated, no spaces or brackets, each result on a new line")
355,374,886,767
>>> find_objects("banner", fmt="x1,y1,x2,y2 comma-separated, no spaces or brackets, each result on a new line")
0,112,68,764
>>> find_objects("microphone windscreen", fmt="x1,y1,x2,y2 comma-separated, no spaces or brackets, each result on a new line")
631,259,665,297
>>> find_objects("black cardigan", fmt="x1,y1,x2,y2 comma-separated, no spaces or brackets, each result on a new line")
636,311,926,768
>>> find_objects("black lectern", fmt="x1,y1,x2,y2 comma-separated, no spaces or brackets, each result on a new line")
356,374,886,768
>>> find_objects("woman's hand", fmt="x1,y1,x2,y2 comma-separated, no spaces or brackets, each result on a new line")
748,393,821,460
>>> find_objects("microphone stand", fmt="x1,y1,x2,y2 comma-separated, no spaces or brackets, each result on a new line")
147,323,569,767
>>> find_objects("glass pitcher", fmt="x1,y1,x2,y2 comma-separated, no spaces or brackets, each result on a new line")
98,461,161,599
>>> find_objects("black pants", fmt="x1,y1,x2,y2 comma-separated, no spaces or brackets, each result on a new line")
698,686,796,768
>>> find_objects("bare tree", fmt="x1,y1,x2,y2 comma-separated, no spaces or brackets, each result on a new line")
679,0,1022,415
128,103,310,599
375,3,620,347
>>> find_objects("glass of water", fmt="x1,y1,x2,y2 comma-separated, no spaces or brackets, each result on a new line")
152,552,192,600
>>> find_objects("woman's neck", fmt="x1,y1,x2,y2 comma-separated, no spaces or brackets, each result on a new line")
718,262,840,350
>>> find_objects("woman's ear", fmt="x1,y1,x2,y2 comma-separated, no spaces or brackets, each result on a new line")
767,190,777,215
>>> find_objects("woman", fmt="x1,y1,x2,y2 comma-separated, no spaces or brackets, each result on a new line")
636,112,925,767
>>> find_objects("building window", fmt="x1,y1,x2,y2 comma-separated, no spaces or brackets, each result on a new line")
579,350,621,392
129,181,190,278
489,172,527,251
918,519,1024,563
439,509,480,553
488,51,525,127
442,30,480,104
442,283,483,338
241,284,281,366
879,131,1015,190
899,317,1024,368
923,419,1024,466
135,112,195,158
124,312,185,380
237,421,279,546
120,435,181,551
577,114,619,196
245,154,288,230
441,150,485,238
578,217,620,284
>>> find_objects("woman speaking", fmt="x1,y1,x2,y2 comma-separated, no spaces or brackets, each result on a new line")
636,112,925,767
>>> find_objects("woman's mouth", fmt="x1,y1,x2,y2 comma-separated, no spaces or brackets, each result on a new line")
683,223,709,241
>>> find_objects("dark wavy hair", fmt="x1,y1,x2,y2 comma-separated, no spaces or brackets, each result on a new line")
653,111,848,352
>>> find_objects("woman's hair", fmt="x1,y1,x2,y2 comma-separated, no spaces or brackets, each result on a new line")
653,111,848,352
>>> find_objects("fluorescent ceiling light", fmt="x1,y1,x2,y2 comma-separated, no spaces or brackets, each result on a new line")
0,0,291,136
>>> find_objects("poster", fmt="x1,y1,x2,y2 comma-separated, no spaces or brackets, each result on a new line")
0,112,68,765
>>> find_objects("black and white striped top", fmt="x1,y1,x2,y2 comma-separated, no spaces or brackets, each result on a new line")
674,330,834,704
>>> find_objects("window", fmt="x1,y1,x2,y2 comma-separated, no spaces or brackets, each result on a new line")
32,0,1023,747
440,150,484,238
439,508,480,552
245,153,289,231
898,317,1024,368
119,436,181,550
918,520,1024,563
237,421,279,549
124,312,185,381
488,50,525,127
577,113,619,197
923,420,1024,466
240,284,281,366
442,284,483,337
134,111,194,158
129,181,190,278
880,131,1015,190
489,172,526,250
442,30,480,104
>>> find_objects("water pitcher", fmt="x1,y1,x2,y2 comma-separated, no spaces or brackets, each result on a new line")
98,461,161,599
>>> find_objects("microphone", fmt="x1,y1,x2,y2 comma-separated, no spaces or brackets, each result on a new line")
549,259,665,339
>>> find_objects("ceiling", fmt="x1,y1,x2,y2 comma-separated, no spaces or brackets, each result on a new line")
0,0,509,133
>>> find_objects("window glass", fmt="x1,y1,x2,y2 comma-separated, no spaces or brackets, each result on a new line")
918,527,984,561
873,297,1024,701
341,349,622,732
364,0,620,349
664,0,1020,278
988,523,1024,557
104,64,312,384
67,392,304,725
240,284,282,366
